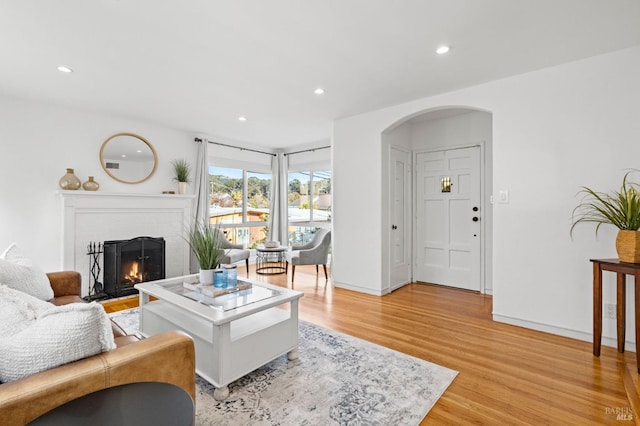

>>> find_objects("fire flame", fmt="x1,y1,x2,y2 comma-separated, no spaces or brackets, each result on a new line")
125,261,143,283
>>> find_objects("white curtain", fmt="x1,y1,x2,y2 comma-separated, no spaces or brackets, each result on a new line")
194,137,209,224
190,137,209,272
268,152,288,245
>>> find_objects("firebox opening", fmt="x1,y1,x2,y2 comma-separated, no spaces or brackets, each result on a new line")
103,236,165,298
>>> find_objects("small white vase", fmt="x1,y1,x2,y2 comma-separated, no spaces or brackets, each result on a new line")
199,269,214,285
178,182,188,194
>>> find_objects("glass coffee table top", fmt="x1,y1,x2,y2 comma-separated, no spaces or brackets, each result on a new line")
157,279,281,312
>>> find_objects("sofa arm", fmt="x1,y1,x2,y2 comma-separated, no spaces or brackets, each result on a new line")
0,330,195,425
46,271,81,297
105,330,196,399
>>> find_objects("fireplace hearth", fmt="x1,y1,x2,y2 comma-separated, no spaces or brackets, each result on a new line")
103,236,165,297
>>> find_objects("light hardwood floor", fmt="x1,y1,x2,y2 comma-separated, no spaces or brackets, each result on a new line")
102,266,637,425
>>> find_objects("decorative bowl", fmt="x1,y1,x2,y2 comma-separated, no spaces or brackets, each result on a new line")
264,241,280,248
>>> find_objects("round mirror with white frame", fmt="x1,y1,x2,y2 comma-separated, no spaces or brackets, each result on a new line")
99,133,158,184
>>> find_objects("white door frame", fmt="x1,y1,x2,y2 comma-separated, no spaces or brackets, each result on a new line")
413,141,487,294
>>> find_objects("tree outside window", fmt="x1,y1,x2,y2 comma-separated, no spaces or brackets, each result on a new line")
209,166,271,247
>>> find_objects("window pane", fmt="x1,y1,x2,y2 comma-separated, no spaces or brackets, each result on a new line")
288,172,311,223
288,226,318,246
209,166,243,225
220,226,269,249
247,171,271,223
312,171,331,222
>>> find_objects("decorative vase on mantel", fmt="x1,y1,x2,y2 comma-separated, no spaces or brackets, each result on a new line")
616,230,640,263
58,168,81,190
178,182,188,195
82,176,100,191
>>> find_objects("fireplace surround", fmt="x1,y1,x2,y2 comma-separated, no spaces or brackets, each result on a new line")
58,191,194,297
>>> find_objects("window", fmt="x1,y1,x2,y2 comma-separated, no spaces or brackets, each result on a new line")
287,170,331,245
311,170,331,222
247,171,271,222
288,172,310,224
209,166,271,248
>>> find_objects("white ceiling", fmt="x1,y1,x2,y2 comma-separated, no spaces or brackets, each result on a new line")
1,0,639,149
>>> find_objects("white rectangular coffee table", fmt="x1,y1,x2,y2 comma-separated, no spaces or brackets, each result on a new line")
135,275,303,400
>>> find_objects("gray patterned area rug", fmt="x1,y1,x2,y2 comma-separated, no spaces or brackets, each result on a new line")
109,308,457,425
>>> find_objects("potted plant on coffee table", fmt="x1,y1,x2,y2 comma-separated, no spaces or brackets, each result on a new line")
171,159,191,194
571,170,640,263
187,221,224,285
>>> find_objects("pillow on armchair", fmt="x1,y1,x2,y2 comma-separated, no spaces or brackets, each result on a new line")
0,285,116,382
0,243,54,301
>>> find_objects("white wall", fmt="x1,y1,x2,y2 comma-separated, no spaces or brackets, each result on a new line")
287,146,331,172
333,113,388,294
209,141,274,172
0,96,198,272
333,45,640,347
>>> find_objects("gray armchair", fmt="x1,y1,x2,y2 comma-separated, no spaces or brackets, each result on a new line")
285,228,331,284
213,227,250,276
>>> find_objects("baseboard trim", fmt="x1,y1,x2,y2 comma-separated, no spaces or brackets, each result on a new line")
492,312,637,352
333,281,384,296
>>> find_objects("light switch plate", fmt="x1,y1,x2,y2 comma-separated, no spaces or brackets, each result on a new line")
498,190,509,203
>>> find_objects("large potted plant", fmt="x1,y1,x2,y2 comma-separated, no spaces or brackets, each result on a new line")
171,159,191,194
571,171,640,263
187,221,225,284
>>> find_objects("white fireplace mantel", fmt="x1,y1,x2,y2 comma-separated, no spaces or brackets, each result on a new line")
58,191,195,296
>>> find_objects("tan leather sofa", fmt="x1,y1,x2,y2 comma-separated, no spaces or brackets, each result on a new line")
0,271,196,425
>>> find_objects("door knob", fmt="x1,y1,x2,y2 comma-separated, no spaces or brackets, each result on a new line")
472,206,479,212
472,217,479,222
392,225,398,230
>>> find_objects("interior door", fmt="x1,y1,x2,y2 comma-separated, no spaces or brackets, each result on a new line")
415,146,481,291
389,147,412,290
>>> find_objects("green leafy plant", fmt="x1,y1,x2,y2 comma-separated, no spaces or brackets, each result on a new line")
186,221,224,270
571,171,640,236
171,159,191,183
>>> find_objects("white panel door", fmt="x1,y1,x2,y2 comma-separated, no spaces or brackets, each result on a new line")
415,146,481,291
389,147,411,289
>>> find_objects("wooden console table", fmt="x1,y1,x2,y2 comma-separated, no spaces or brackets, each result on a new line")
591,258,640,373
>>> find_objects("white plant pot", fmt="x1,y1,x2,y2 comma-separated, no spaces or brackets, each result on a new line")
199,269,215,285
178,182,188,194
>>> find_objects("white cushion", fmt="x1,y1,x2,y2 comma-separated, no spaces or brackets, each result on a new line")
0,243,54,301
222,248,250,264
0,285,116,382
284,250,299,263
0,284,52,337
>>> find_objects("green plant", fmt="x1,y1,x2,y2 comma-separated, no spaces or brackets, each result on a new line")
171,159,191,183
186,221,224,270
571,171,640,236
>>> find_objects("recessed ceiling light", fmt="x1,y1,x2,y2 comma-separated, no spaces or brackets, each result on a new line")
238,116,247,122
436,46,451,55
314,88,325,95
57,65,73,73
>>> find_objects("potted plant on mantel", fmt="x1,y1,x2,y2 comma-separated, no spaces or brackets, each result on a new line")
171,159,191,194
571,170,640,263
187,221,225,285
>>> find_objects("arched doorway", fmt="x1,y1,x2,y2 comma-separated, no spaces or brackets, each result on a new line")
381,107,493,294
